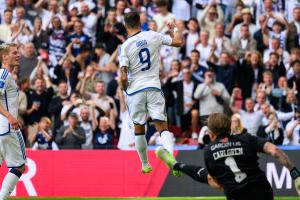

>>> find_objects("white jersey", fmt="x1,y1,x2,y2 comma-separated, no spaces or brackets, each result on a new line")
118,30,172,95
0,68,19,135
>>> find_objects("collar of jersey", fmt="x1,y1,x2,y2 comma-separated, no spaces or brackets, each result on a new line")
128,31,141,38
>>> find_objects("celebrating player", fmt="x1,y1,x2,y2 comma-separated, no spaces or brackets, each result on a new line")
0,43,27,200
118,11,183,175
156,113,300,199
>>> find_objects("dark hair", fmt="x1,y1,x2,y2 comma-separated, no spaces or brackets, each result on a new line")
4,8,13,14
188,17,198,24
58,80,68,85
207,113,231,137
124,11,141,29
291,60,300,67
191,49,200,55
269,52,279,59
157,0,168,7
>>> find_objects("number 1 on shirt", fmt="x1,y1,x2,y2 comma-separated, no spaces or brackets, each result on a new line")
139,48,151,71
225,156,247,183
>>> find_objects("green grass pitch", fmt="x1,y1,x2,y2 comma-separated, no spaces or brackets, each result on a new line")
12,197,299,200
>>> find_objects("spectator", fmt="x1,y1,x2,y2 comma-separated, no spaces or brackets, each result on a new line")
194,69,230,126
253,15,268,53
32,117,58,150
0,9,13,42
17,78,29,130
229,8,258,42
32,17,49,52
232,24,257,61
165,68,199,139
285,108,300,145
231,113,247,135
68,19,90,56
199,3,224,41
115,0,126,23
263,38,290,69
92,43,114,87
181,18,199,58
19,42,38,79
55,113,86,149
48,81,70,135
190,49,207,84
288,60,300,102
79,106,94,149
53,47,81,92
213,22,234,57
207,51,237,94
257,113,284,145
287,7,300,51
80,2,97,45
196,30,213,68
264,51,287,85
236,51,264,99
48,16,67,64
76,65,100,95
152,0,175,33
90,81,117,118
25,77,54,146
232,98,263,136
93,116,114,149
60,91,84,125
260,103,294,127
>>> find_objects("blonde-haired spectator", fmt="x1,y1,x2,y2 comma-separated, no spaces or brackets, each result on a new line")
32,117,59,150
231,114,246,135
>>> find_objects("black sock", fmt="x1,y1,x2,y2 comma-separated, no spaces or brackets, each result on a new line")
173,163,208,184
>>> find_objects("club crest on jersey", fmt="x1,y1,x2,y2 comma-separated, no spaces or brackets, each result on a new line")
0,80,4,89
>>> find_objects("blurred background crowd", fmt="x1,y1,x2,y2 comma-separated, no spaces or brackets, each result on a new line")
2,0,300,150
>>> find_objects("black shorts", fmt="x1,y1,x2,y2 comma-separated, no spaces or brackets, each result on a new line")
226,178,273,200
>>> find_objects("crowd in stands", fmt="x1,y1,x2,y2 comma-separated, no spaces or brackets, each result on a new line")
1,0,300,150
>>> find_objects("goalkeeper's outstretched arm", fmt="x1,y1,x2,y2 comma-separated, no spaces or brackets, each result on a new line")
263,142,300,195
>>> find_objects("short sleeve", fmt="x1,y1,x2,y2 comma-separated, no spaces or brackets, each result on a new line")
0,69,9,95
118,45,129,68
158,32,172,46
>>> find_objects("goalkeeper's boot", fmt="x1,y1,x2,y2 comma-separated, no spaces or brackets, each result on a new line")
155,146,182,177
141,163,152,174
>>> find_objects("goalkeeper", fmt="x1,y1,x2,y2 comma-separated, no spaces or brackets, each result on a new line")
156,113,300,199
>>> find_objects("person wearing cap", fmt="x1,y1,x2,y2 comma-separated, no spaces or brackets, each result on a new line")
55,112,86,149
193,68,230,127
230,8,258,43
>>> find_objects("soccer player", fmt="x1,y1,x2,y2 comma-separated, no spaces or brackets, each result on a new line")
0,43,27,200
156,113,300,199
118,11,183,174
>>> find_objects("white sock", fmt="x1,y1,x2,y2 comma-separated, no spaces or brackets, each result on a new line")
0,172,20,199
135,135,149,166
160,130,174,154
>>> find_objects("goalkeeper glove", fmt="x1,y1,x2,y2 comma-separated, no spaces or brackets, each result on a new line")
290,167,300,195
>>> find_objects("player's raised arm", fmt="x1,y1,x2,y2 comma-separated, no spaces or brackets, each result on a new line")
263,142,300,195
166,20,184,47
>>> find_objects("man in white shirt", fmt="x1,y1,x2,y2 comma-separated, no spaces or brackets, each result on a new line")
81,2,97,46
